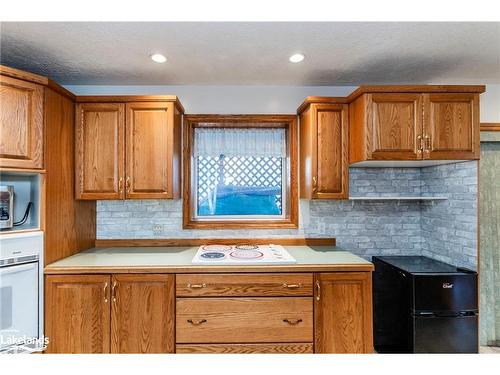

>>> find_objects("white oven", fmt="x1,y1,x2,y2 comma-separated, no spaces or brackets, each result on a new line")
0,231,43,352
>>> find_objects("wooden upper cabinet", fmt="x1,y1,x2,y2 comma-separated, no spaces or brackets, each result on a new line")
111,274,175,353
45,275,111,354
423,93,479,160
0,75,44,169
368,93,423,160
125,102,176,199
299,102,349,199
75,98,182,200
349,87,483,164
75,103,125,199
314,272,373,354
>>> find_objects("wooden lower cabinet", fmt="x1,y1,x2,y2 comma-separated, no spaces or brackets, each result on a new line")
45,271,373,354
45,275,111,354
111,274,175,353
45,274,175,353
314,272,373,353
176,297,313,344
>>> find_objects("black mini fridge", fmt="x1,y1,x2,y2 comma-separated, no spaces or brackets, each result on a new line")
372,256,478,353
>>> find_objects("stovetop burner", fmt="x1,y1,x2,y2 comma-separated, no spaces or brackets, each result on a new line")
230,249,264,260
200,252,226,260
235,244,259,251
192,244,297,265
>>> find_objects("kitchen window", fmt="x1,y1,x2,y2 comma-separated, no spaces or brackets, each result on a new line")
183,115,298,229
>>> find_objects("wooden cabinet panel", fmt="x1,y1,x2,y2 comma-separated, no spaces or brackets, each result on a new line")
299,103,348,199
314,272,373,353
0,75,44,169
75,103,124,199
369,93,423,160
424,93,479,160
176,273,313,297
176,343,313,354
45,275,111,353
315,104,349,198
176,297,313,343
125,102,173,199
111,274,175,353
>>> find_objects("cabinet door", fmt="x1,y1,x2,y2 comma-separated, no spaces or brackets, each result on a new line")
45,275,111,353
313,104,349,199
125,102,173,199
75,103,125,199
314,272,373,353
0,75,44,169
369,93,423,160
111,274,175,353
423,93,479,160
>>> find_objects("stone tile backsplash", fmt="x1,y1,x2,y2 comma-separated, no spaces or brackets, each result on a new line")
96,162,477,269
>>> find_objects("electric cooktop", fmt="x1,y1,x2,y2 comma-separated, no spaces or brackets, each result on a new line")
192,244,297,265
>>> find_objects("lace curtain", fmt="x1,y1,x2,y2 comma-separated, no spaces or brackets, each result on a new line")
194,128,286,158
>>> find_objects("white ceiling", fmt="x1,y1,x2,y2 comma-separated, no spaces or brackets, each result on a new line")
1,22,499,85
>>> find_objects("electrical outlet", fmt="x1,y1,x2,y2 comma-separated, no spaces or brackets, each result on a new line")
152,224,164,235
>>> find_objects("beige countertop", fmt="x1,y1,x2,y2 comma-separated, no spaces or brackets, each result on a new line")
44,245,373,274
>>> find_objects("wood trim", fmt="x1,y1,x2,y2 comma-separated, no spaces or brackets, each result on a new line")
0,168,46,174
346,85,486,102
297,96,349,114
47,78,76,101
75,95,185,113
0,64,48,85
480,123,500,131
0,65,75,101
182,114,298,229
95,237,336,247
44,263,374,275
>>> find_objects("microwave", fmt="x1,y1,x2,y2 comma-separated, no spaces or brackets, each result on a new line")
0,185,14,230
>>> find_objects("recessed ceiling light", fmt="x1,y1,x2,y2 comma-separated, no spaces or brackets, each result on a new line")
289,53,305,63
150,53,167,63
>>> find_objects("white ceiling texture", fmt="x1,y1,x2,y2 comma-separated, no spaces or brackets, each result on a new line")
0,22,499,85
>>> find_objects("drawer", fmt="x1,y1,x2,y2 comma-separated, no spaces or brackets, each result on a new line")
176,273,313,297
176,297,313,343
176,343,314,354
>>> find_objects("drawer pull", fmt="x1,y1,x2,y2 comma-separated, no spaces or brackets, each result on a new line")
187,283,207,289
187,319,207,326
282,283,302,289
283,318,303,325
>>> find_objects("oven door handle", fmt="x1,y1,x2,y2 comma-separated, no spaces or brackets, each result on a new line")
0,262,37,275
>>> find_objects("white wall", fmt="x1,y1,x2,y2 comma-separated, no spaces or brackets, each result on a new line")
64,85,356,114
66,84,500,121
480,84,500,122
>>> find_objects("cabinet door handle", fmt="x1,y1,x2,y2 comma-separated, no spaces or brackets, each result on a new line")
125,177,131,194
283,318,303,325
312,176,318,194
118,177,123,193
103,282,108,303
416,135,423,154
111,281,117,302
316,281,321,301
187,283,207,289
424,135,431,153
187,319,207,326
282,283,302,289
